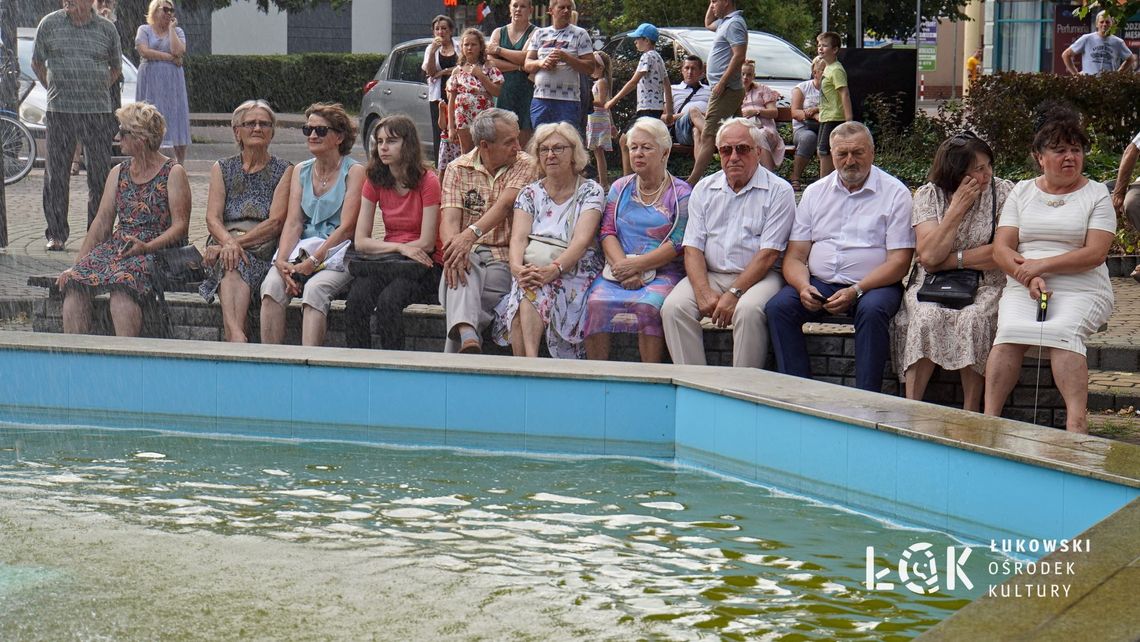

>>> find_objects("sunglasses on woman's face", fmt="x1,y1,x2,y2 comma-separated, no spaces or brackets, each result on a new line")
161,6,173,13
118,127,138,138
302,125,339,138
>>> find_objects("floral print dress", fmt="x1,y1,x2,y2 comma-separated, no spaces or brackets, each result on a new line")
66,158,176,297
742,83,785,166
493,178,605,358
447,63,505,130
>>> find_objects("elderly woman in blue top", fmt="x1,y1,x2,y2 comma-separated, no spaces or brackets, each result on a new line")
260,102,364,346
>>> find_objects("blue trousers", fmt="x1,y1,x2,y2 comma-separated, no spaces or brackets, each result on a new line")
530,97,581,130
765,277,902,392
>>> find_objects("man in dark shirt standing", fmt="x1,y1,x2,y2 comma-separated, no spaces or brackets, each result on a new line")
32,0,121,250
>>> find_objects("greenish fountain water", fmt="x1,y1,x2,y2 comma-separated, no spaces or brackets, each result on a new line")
0,424,1009,640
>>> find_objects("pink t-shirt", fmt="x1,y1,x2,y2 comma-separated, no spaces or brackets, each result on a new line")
361,170,443,263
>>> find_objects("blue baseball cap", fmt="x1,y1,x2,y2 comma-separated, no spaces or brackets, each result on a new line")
630,23,659,43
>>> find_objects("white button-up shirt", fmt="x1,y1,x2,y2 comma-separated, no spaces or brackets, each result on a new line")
682,166,796,273
791,166,915,284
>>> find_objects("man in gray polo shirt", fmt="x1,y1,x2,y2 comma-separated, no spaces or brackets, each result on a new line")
686,0,747,186
32,0,122,250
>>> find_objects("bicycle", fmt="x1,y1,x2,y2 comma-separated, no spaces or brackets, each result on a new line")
0,72,35,186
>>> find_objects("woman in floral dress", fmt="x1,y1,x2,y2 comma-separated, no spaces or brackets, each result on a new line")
740,59,785,171
58,103,191,336
493,123,604,358
584,118,690,362
447,28,504,154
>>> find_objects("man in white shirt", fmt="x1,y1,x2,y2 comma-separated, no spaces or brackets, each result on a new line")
523,0,595,129
619,55,711,174
765,122,915,392
662,118,795,368
1062,11,1136,75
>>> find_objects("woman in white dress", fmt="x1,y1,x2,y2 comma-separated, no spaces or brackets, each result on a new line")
492,122,605,358
984,105,1115,433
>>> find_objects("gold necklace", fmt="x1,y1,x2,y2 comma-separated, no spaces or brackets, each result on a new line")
636,174,669,204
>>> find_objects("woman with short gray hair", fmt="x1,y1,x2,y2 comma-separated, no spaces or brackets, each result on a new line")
584,117,691,362
492,123,605,358
199,99,294,342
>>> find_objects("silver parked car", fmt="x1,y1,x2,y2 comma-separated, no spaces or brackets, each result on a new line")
17,27,139,162
602,27,812,105
359,37,434,161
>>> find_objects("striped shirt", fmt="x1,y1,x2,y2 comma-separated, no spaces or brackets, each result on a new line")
32,10,122,114
441,149,537,262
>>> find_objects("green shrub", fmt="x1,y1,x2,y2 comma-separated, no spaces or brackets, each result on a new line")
868,72,1140,253
184,53,386,114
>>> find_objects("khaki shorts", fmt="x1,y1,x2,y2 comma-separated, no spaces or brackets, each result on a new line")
261,266,352,315
700,86,746,143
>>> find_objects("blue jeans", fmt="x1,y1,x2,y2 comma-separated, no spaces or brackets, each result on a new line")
530,97,581,129
672,113,695,145
765,277,903,392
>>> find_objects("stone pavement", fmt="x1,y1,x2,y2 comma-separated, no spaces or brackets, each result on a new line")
2,124,1140,407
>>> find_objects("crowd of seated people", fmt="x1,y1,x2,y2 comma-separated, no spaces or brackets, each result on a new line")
55,93,1116,433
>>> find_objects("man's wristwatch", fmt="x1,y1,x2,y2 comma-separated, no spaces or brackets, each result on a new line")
467,224,483,238
728,287,745,298
852,284,864,299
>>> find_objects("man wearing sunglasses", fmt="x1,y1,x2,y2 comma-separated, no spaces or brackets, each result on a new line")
662,118,795,368
32,0,122,251
765,122,914,393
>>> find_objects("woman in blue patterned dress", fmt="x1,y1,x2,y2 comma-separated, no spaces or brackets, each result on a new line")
199,100,293,342
57,102,191,336
492,122,605,358
584,118,690,362
135,0,190,164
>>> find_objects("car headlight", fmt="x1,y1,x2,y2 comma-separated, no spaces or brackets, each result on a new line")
20,103,46,126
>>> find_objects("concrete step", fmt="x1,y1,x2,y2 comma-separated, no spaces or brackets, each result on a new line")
1088,369,1140,411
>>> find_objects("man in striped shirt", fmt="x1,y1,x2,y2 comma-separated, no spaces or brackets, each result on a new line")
32,0,121,250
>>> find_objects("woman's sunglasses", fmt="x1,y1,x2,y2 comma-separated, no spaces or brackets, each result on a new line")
302,125,340,138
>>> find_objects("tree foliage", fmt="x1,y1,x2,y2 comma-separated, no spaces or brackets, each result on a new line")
810,0,968,45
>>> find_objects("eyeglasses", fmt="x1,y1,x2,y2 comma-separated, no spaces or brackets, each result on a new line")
717,144,754,158
302,125,340,138
538,144,569,157
117,127,138,138
239,120,274,130
160,6,173,13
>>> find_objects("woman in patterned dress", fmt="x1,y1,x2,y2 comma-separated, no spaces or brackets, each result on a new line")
135,0,190,164
57,102,191,336
584,118,690,362
492,122,604,358
740,59,785,171
891,132,1012,412
199,100,293,342
447,28,504,154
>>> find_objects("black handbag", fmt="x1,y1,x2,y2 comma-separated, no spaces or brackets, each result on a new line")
153,244,205,286
915,181,996,310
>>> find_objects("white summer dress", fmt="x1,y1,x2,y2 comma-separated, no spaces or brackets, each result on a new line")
992,179,1115,356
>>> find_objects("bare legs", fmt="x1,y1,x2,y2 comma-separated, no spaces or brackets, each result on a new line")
819,152,834,178
791,153,811,187
457,128,474,155
584,332,665,363
685,111,712,186
904,357,985,413
510,299,544,357
259,296,285,344
217,270,252,342
984,343,1088,433
593,147,608,191
62,288,142,337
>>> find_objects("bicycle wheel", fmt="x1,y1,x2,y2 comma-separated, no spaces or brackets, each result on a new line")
0,114,35,186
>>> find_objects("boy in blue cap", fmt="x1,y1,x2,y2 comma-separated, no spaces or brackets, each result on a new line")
606,23,672,122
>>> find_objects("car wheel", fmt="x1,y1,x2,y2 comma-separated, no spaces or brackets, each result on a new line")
362,116,380,156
